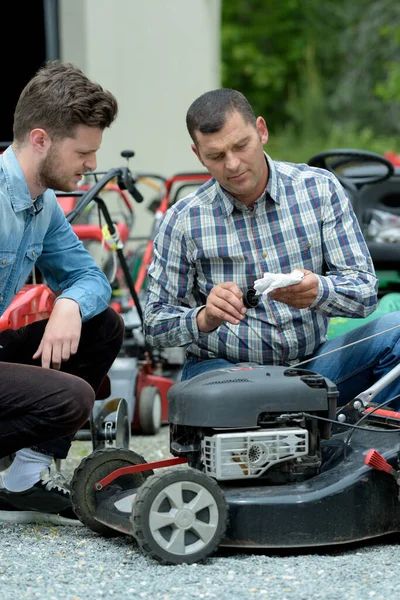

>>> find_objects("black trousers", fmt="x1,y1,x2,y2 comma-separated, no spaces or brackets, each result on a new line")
0,307,124,459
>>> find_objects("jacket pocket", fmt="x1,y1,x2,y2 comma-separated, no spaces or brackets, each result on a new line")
0,251,17,268
15,244,43,291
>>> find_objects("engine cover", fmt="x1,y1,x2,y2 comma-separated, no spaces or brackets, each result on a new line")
168,365,338,428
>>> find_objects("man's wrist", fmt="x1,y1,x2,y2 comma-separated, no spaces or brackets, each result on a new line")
196,307,220,333
54,297,82,316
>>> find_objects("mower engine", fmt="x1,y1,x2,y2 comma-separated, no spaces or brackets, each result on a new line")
167,365,338,484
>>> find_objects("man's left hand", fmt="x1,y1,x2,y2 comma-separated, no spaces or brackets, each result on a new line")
33,298,82,369
268,269,319,308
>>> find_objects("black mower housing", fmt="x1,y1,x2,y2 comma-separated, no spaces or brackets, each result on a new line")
167,364,338,429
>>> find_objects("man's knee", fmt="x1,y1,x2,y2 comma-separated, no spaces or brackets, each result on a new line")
62,376,95,430
88,307,125,346
372,311,400,342
106,306,125,342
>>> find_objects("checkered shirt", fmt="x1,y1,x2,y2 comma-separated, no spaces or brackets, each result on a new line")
144,154,378,365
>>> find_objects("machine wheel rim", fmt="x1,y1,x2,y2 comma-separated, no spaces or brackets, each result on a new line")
148,479,220,556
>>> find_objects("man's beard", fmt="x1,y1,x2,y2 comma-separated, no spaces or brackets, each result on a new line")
36,147,75,192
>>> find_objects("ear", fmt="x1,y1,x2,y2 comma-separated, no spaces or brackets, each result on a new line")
191,143,204,166
256,117,269,145
29,128,51,153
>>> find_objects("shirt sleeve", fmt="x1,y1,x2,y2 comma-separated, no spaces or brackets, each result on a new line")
36,197,111,321
310,176,378,317
144,208,207,348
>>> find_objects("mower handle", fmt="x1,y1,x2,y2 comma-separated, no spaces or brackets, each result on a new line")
353,361,400,407
65,167,144,223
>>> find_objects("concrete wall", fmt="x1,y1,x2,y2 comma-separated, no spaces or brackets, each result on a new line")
59,0,221,234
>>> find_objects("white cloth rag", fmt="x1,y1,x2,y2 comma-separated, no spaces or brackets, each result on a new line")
253,269,304,296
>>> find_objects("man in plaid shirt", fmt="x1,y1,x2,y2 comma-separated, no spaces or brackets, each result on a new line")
145,89,400,408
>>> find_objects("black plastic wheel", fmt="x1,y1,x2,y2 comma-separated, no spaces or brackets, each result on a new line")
131,467,228,565
138,386,162,435
71,447,153,537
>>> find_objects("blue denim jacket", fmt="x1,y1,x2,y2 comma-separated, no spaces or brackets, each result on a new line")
0,146,111,321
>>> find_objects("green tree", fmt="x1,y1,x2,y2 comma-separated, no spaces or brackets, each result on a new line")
221,0,400,147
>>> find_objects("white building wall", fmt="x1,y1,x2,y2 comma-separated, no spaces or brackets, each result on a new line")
59,0,221,234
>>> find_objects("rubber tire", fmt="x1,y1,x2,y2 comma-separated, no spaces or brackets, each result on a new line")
71,447,153,537
131,467,228,565
138,386,162,435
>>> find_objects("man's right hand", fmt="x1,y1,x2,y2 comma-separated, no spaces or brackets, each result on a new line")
196,282,247,332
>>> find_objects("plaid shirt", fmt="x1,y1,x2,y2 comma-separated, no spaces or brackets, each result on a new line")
144,154,378,365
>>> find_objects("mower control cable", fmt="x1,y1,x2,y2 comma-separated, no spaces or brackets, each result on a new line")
303,391,400,462
302,393,400,434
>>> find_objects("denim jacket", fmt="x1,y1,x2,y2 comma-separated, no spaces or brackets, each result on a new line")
0,146,111,321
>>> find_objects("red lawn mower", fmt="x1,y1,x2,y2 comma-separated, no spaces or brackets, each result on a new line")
58,163,177,440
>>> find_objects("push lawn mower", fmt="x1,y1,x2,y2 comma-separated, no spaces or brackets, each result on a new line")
64,152,188,408
60,163,181,439
69,324,400,565
123,171,211,382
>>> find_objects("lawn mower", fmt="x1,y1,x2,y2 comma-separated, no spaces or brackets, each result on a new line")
65,152,189,397
69,332,400,565
58,162,180,439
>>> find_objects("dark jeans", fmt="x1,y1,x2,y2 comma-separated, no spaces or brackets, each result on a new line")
0,307,124,459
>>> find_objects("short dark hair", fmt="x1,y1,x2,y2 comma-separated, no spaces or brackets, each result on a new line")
186,88,257,144
13,60,118,142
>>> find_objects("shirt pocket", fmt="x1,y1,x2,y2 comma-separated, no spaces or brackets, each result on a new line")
0,251,16,271
271,233,323,273
16,243,43,292
0,251,17,292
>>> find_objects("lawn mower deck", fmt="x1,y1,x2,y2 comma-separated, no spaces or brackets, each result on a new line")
74,429,400,548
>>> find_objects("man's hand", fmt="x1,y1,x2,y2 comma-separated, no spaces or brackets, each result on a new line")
33,298,82,369
197,282,247,332
268,269,319,308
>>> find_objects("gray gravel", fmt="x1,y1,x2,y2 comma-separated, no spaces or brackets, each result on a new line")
2,426,400,600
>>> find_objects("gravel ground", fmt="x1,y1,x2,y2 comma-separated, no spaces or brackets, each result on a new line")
2,427,400,600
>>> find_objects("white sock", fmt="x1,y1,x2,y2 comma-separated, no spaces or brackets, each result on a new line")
3,448,52,492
